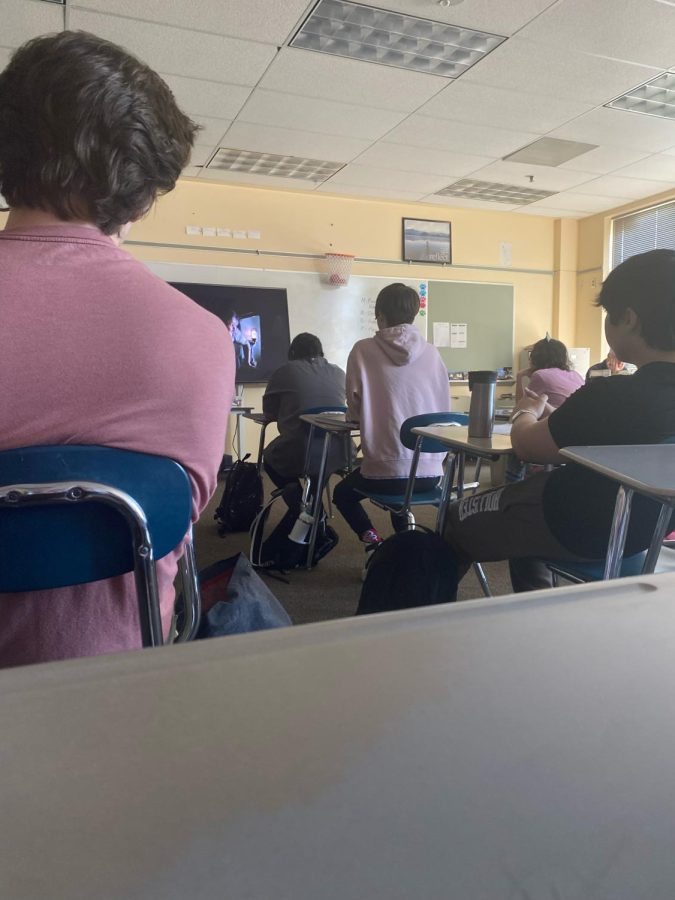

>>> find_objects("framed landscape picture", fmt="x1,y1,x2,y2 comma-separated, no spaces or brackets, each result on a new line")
402,218,452,264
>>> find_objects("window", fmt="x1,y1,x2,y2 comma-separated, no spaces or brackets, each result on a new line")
611,199,675,269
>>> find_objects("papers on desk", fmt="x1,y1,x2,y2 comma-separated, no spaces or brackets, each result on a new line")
493,423,512,435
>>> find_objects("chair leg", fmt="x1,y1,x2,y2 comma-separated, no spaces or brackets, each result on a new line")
473,562,491,597
175,530,201,643
551,571,559,587
324,480,334,519
473,458,482,492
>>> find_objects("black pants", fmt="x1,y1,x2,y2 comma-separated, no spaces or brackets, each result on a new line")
333,467,439,536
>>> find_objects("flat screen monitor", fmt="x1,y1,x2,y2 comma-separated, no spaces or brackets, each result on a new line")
169,282,291,384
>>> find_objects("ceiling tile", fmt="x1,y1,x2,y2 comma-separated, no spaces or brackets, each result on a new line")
352,143,494,178
238,90,407,141
68,9,277,85
192,115,232,146
190,145,218,167
548,107,675,153
162,74,251,120
385,115,538,157
463,37,662,105
574,175,675,200
515,207,588,218
199,170,318,191
322,164,452,194
612,154,675,182
219,122,371,162
316,183,426,201
0,0,63,50
526,193,631,213
420,195,521,212
260,47,446,112
464,161,597,192
181,167,206,179
518,0,675,68
558,145,652,174
371,0,556,37
71,0,312,45
418,81,593,134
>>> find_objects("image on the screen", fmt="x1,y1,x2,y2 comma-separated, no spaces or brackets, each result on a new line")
169,282,290,384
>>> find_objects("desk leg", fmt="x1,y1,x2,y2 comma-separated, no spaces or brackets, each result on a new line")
642,502,673,574
306,431,331,571
456,452,466,499
436,454,457,535
235,413,244,461
603,485,633,579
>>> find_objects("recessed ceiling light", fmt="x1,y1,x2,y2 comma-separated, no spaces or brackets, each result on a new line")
606,71,675,120
291,0,505,78
207,148,344,183
435,178,555,205
503,137,598,167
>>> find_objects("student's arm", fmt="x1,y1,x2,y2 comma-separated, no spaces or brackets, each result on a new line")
510,391,564,464
515,366,533,402
345,351,361,424
262,370,283,421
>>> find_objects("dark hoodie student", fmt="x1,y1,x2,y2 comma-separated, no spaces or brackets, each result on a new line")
333,283,450,549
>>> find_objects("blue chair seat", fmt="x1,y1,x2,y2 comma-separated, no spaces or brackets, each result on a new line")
547,553,646,584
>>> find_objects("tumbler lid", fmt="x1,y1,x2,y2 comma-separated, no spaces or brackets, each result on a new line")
468,370,498,389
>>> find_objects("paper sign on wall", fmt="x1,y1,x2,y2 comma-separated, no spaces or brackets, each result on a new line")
432,321,450,347
450,323,468,349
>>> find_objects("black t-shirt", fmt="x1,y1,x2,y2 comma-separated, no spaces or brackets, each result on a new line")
544,362,675,557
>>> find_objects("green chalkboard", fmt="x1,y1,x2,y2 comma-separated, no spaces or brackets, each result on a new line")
427,280,514,373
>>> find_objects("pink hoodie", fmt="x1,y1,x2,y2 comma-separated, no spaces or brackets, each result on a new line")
346,324,450,478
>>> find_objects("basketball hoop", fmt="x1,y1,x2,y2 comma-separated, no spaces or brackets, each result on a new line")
325,252,354,286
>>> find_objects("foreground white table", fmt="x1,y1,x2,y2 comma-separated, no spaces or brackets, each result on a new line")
3,574,675,899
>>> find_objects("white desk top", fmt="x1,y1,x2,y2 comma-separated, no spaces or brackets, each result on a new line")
412,423,513,457
3,575,675,898
561,444,675,500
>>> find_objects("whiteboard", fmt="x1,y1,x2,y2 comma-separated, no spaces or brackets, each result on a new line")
145,261,427,372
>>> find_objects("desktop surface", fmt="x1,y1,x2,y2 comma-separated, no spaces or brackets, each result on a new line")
2,575,675,898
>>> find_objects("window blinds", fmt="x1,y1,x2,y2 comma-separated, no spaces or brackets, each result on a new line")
611,199,675,269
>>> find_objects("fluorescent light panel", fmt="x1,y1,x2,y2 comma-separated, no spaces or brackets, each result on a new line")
607,71,675,120
436,178,555,205
291,0,505,78
207,148,343,182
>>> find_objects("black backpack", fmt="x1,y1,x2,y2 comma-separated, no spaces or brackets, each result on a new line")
250,485,338,572
357,526,458,616
215,454,263,533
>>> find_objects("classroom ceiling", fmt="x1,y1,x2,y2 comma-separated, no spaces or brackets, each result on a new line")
5,0,675,217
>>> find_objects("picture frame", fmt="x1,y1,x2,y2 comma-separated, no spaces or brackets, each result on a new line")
402,217,452,264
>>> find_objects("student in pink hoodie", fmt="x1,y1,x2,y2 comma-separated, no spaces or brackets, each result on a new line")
333,284,450,558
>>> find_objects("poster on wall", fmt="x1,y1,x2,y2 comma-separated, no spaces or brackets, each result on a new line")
402,218,452,264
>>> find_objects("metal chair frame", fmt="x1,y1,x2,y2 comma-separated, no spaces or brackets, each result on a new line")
0,451,200,648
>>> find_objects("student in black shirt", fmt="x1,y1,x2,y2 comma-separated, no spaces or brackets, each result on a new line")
443,249,675,592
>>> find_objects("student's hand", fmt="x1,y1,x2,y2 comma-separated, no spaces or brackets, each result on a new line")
516,387,549,420
516,366,534,380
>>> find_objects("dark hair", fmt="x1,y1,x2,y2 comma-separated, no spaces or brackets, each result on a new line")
375,283,420,327
529,337,570,371
289,333,323,360
596,249,675,351
0,31,198,235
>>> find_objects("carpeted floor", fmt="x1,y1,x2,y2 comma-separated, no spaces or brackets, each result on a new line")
193,471,517,626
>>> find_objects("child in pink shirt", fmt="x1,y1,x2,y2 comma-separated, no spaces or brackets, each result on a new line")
0,32,235,666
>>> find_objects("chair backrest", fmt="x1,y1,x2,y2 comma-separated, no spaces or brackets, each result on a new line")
0,445,192,592
400,413,469,453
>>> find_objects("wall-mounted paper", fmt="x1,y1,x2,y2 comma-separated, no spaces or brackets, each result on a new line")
450,323,467,349
433,322,450,347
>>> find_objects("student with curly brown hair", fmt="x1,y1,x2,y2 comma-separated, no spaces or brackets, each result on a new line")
0,32,235,666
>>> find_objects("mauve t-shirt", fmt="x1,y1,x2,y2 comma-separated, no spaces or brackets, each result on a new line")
0,224,234,667
528,367,584,408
